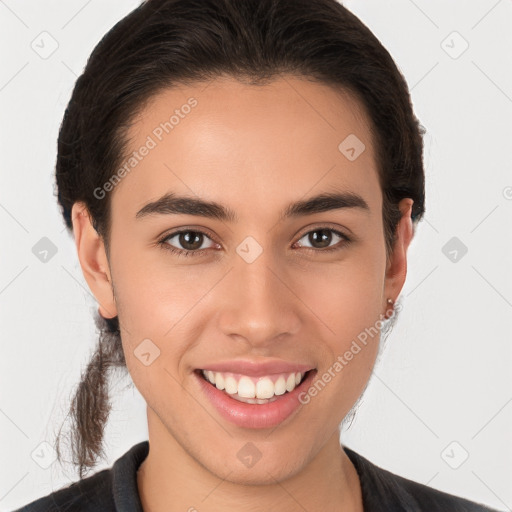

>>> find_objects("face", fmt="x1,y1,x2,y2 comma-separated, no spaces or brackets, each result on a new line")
73,75,412,484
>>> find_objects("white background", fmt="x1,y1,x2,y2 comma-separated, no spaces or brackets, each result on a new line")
1,0,511,510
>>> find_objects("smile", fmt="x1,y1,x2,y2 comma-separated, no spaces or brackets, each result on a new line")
195,366,317,429
201,369,308,403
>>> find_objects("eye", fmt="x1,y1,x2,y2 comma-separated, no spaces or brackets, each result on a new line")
159,229,218,257
293,228,350,252
158,226,351,258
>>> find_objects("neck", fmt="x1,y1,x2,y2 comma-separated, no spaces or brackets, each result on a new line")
137,409,363,512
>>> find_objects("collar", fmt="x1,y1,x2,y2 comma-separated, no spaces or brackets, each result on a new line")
111,441,420,511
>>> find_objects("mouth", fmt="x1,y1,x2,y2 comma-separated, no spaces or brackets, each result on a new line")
197,368,312,404
194,366,317,429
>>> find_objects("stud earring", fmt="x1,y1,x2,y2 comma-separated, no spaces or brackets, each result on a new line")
385,298,394,319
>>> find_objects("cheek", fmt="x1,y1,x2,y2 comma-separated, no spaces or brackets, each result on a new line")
295,253,386,396
298,254,386,338
111,246,210,335
110,249,222,393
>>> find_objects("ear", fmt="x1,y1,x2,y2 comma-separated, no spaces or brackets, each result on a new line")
383,198,414,311
71,201,118,319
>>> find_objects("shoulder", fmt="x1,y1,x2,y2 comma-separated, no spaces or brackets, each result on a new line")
385,468,500,511
11,468,114,512
343,446,501,512
12,441,149,512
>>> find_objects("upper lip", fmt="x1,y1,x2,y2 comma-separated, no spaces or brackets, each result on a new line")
198,359,315,377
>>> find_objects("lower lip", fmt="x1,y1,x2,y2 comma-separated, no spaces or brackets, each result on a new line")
195,369,316,429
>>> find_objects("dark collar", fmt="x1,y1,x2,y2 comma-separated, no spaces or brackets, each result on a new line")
111,440,148,511
344,446,421,511
111,441,495,512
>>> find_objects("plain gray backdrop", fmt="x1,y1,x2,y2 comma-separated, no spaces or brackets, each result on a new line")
1,0,511,510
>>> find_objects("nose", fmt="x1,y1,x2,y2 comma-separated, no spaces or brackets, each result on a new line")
217,251,302,348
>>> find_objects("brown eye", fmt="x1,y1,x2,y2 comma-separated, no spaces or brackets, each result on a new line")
295,228,350,252
160,229,217,256
307,229,333,248
176,231,204,250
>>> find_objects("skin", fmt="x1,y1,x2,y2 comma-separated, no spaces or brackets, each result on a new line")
72,75,413,512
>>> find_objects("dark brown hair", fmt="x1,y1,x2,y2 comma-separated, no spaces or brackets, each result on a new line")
54,0,426,478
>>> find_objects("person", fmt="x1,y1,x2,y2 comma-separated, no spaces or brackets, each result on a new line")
13,0,500,510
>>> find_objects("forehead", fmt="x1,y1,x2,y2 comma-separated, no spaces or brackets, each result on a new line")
110,75,381,223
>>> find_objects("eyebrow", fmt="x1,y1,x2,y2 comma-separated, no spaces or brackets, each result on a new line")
135,191,370,223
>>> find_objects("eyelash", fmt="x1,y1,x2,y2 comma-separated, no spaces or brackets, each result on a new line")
157,227,352,258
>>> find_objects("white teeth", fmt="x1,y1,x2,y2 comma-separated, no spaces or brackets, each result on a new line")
224,376,238,394
256,378,275,399
234,394,279,404
201,369,308,400
238,376,256,398
274,376,286,395
285,373,296,392
215,372,225,390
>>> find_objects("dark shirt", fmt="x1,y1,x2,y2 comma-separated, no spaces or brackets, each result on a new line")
13,441,500,511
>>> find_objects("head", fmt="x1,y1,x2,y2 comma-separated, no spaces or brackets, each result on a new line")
55,0,425,480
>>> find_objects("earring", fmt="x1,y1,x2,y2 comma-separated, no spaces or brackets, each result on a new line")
385,298,394,319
